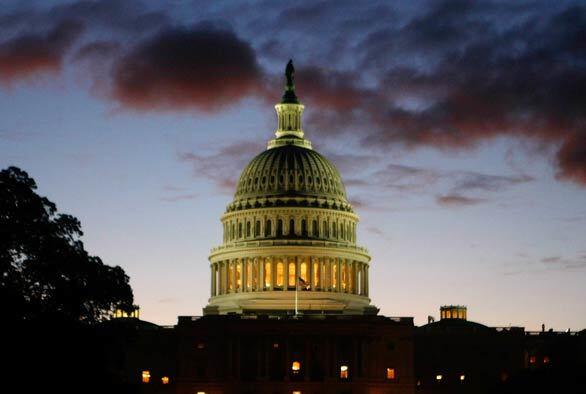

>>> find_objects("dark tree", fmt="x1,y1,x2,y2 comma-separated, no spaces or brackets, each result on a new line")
0,166,134,324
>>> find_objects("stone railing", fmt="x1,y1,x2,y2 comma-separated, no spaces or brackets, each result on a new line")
210,239,369,254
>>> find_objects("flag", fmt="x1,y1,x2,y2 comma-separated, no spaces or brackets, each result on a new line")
298,276,309,290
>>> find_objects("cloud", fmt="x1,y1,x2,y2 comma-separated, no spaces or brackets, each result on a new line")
0,20,83,83
179,141,263,193
436,194,487,207
160,193,199,202
109,24,263,111
1,1,585,186
451,172,534,193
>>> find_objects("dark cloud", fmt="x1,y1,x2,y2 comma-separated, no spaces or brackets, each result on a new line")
0,20,83,83
110,25,263,111
1,0,585,186
436,194,487,207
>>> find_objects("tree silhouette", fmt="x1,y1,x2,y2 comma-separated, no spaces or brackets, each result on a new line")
0,166,134,324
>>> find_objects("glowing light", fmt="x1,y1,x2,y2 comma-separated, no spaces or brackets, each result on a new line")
141,370,150,383
436,374,443,381
460,374,465,381
292,361,301,373
386,368,396,380
273,343,279,349
543,356,550,364
529,355,536,365
161,376,169,384
340,365,349,379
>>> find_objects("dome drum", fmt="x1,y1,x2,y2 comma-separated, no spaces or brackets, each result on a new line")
220,207,359,245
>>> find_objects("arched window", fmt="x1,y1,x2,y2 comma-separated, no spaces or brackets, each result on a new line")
301,219,307,237
313,259,320,288
231,223,235,240
246,221,251,238
312,220,318,237
300,259,308,285
277,219,283,237
265,220,272,237
264,259,272,288
255,221,260,237
332,259,338,289
324,221,329,238
348,263,353,292
238,223,243,238
288,261,296,288
289,219,295,236
229,262,234,290
252,259,258,290
246,259,252,290
236,260,242,290
341,262,347,290
332,222,337,238
276,261,284,287
340,223,345,240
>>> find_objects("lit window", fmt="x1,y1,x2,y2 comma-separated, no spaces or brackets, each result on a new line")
332,261,337,289
313,260,319,287
386,368,396,380
236,261,242,289
264,259,272,287
288,262,296,287
460,374,465,381
340,365,349,379
141,370,150,383
300,260,308,284
276,261,284,287
273,343,280,349
293,391,301,394
292,361,301,374
161,376,169,384
197,342,205,349
197,392,206,394
436,374,443,381
543,356,550,364
529,355,536,365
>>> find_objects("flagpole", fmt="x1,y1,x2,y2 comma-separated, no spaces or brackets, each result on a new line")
295,280,298,316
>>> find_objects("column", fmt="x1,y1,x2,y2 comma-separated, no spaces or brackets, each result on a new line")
283,256,288,292
259,257,265,291
309,257,315,291
220,261,226,295
211,263,216,297
365,265,369,296
336,257,342,293
319,257,324,291
242,258,248,293
268,257,274,291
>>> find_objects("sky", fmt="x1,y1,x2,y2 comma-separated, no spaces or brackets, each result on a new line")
1,0,585,330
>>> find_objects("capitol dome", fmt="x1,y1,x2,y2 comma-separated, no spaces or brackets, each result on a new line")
229,142,352,213
203,60,377,316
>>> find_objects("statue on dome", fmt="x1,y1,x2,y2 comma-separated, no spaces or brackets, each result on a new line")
285,59,295,88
